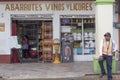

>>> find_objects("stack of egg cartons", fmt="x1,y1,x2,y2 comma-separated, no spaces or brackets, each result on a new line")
88,32,94,40
72,33,76,40
84,41,90,54
76,33,82,40
61,26,71,32
89,40,95,48
89,40,95,54
84,32,88,40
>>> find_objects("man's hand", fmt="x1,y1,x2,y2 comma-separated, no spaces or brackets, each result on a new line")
99,56,103,61
112,52,115,56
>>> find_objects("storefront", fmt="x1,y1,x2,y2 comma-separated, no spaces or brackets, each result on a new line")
0,0,118,63
60,15,95,62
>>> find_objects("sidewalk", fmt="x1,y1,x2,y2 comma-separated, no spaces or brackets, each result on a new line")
0,61,119,80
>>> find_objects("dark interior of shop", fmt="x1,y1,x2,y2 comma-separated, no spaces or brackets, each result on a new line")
11,20,53,63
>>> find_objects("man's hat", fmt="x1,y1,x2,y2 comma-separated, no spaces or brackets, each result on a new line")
104,32,111,37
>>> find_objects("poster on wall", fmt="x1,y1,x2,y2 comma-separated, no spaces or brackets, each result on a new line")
9,36,21,49
0,23,5,32
61,41,73,63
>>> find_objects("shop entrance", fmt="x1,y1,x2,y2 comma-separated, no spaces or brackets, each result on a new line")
11,14,53,63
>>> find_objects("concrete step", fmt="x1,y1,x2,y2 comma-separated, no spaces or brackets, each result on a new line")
2,75,120,80
80,74,120,80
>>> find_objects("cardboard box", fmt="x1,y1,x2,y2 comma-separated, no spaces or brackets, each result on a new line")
74,42,80,48
77,48,82,55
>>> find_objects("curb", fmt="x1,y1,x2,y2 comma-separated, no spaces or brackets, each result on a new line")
2,74,85,80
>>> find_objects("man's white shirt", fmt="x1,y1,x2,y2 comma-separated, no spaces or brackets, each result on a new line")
99,39,117,56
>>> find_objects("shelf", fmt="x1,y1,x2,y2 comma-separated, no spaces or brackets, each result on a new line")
74,47,82,49
38,38,42,40
61,32,72,34
84,22,95,24
43,49,52,51
43,39,52,41
84,39,95,41
38,32,42,34
25,29,37,30
84,47,95,49
74,40,82,42
42,21,53,62
60,17,95,56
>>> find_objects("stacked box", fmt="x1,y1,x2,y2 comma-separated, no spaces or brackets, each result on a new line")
77,48,82,55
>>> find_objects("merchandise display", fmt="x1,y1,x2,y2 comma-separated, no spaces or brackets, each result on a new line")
42,22,53,62
73,48,77,55
16,20,53,63
61,26,72,32
76,33,82,40
61,17,95,56
84,19,95,54
72,33,77,40
89,40,95,48
77,48,82,55
74,41,81,48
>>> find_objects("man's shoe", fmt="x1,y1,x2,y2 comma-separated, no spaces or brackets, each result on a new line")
99,73,106,78
108,78,112,80
108,77,113,80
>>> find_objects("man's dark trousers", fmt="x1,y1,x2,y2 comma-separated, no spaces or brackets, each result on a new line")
99,54,112,80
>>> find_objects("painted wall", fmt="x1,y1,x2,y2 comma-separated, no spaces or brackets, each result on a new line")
0,1,118,61
0,1,95,56
95,4,114,58
0,9,11,55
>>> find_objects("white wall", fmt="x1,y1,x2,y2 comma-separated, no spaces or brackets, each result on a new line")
0,11,11,54
0,1,118,61
0,1,105,61
113,4,119,50
95,4,114,58
0,1,95,56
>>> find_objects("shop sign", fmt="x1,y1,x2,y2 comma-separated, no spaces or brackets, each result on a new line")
60,15,95,18
4,2,94,12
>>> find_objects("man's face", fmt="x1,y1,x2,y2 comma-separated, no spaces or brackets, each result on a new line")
105,35,111,41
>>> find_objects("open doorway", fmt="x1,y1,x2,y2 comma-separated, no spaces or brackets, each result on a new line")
11,19,53,63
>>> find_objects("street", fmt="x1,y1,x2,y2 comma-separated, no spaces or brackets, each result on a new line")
0,61,119,80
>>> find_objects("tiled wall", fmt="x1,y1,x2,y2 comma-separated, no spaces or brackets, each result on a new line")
0,55,11,63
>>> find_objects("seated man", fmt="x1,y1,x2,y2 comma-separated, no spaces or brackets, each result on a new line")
98,32,117,80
